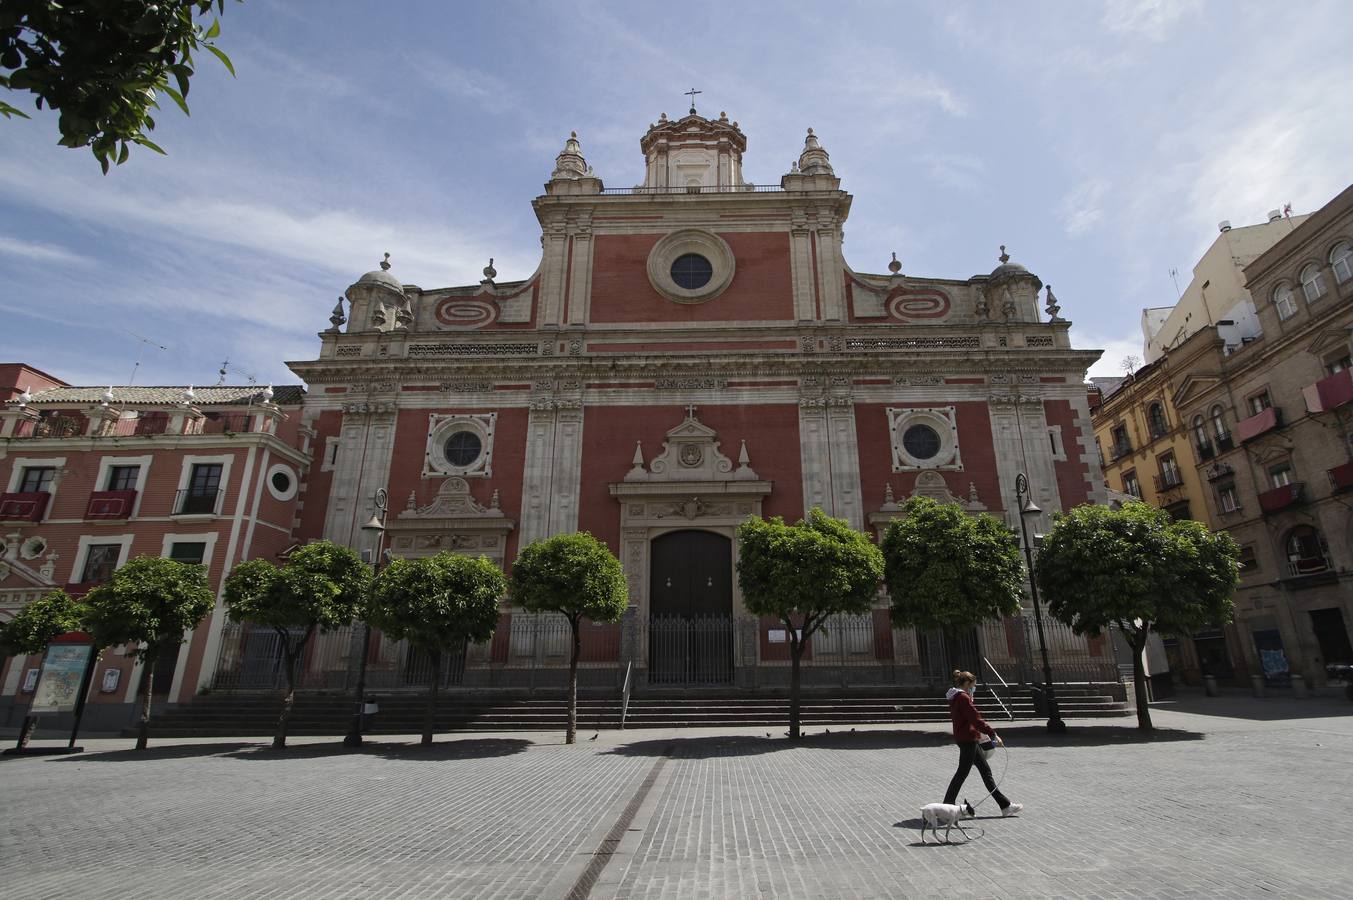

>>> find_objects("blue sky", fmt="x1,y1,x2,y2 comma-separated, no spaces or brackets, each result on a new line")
1,0,1350,389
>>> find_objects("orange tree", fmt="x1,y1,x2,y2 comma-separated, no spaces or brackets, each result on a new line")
368,552,503,745
222,541,369,748
0,588,86,749
509,532,627,745
737,509,882,740
83,557,214,750
1035,502,1239,730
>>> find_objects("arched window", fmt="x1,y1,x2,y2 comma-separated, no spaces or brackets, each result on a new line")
1272,283,1297,320
1285,525,1329,574
1193,415,1208,446
1301,263,1327,303
1147,403,1167,438
1210,404,1227,439
1331,242,1352,284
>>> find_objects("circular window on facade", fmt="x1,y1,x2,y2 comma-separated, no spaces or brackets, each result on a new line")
443,430,483,467
265,463,298,501
670,253,713,290
902,424,942,460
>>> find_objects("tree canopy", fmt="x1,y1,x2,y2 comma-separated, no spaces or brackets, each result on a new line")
222,541,369,747
0,0,238,171
82,555,215,749
0,588,84,657
881,496,1024,634
368,552,504,744
737,508,883,738
509,531,627,744
1035,502,1239,729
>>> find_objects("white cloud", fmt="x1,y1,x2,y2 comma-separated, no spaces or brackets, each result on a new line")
1059,178,1111,237
0,235,89,266
1102,0,1205,41
1080,332,1149,379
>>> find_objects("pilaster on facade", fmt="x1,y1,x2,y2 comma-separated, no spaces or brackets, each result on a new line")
321,400,398,548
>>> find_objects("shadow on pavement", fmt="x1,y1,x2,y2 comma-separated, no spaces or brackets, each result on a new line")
1153,694,1353,721
606,723,1202,758
226,737,533,761
47,742,259,762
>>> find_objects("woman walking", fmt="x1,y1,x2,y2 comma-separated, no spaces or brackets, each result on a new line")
944,670,1022,816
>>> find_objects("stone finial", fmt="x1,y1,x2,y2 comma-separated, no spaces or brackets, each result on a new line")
719,110,728,122
888,252,902,274
261,384,274,404
101,386,114,407
406,491,417,512
884,482,896,505
394,297,413,330
968,482,980,503
627,441,648,480
1044,284,1063,321
181,385,195,406
328,297,346,331
380,252,391,271
550,131,589,180
17,386,32,405
482,258,497,282
974,286,990,320
998,245,1010,264
796,127,834,177
490,489,500,510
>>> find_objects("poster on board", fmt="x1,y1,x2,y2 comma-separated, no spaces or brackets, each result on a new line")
30,644,94,715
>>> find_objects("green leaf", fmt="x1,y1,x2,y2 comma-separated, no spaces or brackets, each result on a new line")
162,85,190,116
204,43,235,77
134,135,167,155
206,18,221,39
0,100,31,120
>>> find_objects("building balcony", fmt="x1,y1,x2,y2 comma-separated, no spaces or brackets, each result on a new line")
107,414,171,437
1258,482,1305,515
1154,471,1186,492
174,488,224,516
1196,439,1215,461
1286,555,1332,577
1329,460,1353,493
1215,431,1235,452
1237,406,1284,443
1205,462,1235,483
1110,442,1133,461
0,491,51,522
85,489,137,520
13,415,86,439
1303,368,1353,414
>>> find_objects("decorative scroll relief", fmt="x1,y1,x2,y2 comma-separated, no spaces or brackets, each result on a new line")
434,297,500,329
656,378,728,391
1025,335,1055,347
886,287,951,321
887,406,963,472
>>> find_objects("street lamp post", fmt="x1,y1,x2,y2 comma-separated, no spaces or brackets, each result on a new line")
344,488,387,748
1014,473,1067,734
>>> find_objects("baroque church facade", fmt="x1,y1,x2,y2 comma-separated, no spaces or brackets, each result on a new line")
284,107,1109,690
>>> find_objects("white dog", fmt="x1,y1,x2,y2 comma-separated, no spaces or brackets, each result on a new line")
919,800,975,844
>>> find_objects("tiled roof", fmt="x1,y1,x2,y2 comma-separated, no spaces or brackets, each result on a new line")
22,385,306,406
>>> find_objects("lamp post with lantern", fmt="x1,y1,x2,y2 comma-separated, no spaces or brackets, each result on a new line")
343,488,387,748
1014,473,1067,734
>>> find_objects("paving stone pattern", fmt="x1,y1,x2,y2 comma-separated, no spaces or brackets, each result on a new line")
2,697,1352,899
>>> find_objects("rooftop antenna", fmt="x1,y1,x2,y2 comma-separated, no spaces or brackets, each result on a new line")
123,328,169,386
215,359,229,387
1168,268,1182,301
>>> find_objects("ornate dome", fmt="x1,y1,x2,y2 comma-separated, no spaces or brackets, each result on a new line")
987,245,1040,288
357,253,403,293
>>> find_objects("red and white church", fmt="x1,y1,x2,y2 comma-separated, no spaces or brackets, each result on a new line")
2,108,1112,723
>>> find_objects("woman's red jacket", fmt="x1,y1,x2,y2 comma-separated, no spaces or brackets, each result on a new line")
948,689,997,743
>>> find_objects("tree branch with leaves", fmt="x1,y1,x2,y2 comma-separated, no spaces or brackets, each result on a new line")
0,588,86,749
0,0,239,171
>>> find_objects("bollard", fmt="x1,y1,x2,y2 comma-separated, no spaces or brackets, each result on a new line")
1203,675,1218,697
1290,674,1308,698
1250,674,1267,698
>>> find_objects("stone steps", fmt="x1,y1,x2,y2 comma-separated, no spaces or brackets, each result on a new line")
136,688,1128,736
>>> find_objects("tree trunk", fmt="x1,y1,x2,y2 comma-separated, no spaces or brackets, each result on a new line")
135,650,157,751
1131,632,1153,731
423,649,440,745
789,638,803,741
275,639,296,750
15,714,37,750
567,616,581,745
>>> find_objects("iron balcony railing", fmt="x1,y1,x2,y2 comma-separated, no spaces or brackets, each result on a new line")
1110,441,1133,461
174,488,224,516
598,184,785,195
1154,470,1185,492
15,416,86,438
1286,555,1332,578
1215,430,1235,452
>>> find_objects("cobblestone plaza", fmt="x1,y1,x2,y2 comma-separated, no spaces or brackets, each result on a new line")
3,695,1351,899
